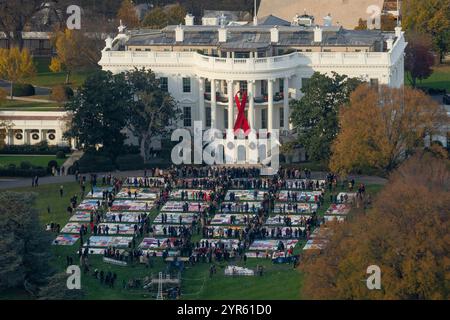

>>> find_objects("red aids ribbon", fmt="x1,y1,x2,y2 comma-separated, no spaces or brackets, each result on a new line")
233,91,250,133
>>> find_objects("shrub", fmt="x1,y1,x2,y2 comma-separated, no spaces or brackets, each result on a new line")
0,167,47,177
48,160,58,169
12,83,35,97
20,161,32,170
0,144,70,155
51,85,74,103
75,152,115,173
56,150,66,159
115,154,144,171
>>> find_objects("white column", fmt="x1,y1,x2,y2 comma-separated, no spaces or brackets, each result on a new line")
198,77,205,129
283,77,289,130
210,79,217,129
248,80,255,129
268,79,274,131
227,80,234,130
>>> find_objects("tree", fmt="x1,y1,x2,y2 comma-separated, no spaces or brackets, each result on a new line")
0,47,36,100
38,272,84,300
354,14,398,31
405,33,435,87
50,28,100,84
0,88,6,104
50,85,72,105
117,0,140,29
125,68,179,162
64,71,133,157
166,4,187,25
330,85,448,174
301,152,450,299
0,192,54,292
0,1,45,49
142,4,187,28
142,7,168,29
0,119,11,150
289,72,361,162
402,0,450,63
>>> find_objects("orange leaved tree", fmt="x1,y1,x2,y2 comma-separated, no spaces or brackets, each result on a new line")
330,84,448,175
301,151,450,299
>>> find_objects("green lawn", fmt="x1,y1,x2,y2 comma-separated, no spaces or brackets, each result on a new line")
405,64,450,91
25,57,97,89
0,155,66,168
0,100,61,111
0,180,384,300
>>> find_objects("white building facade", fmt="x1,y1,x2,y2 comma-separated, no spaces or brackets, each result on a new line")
99,15,406,135
0,111,73,147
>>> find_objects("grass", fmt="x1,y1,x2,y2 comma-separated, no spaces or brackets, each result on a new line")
0,100,61,111
0,155,66,169
0,180,385,300
25,57,97,89
405,63,450,91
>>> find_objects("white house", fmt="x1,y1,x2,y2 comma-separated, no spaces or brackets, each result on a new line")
99,14,406,135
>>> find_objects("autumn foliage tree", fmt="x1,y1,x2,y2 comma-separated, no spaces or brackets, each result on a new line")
301,151,450,299
50,28,100,84
117,0,140,29
402,0,450,63
330,84,447,175
405,33,435,87
0,47,35,100
142,4,186,29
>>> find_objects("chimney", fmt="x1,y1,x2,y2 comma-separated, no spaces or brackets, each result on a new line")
323,14,332,27
270,26,279,43
386,37,394,50
218,26,227,42
395,26,402,38
185,13,194,26
175,25,184,42
314,26,322,43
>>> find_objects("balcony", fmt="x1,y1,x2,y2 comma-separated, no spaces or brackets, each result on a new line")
204,92,285,104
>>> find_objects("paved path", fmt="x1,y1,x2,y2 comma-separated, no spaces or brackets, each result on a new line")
5,96,54,103
0,169,387,190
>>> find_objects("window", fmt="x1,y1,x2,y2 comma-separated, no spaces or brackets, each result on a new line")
239,81,247,93
280,107,284,128
370,78,379,87
206,107,211,127
182,77,191,93
224,109,228,128
160,77,168,92
261,81,267,95
305,49,312,52
183,107,192,127
205,79,211,93
279,80,284,93
301,78,310,88
261,109,268,129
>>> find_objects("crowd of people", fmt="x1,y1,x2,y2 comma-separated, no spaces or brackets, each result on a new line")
51,165,365,298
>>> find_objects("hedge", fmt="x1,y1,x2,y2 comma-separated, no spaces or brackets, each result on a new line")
0,144,71,155
73,153,116,173
0,167,47,177
115,154,144,171
12,83,35,97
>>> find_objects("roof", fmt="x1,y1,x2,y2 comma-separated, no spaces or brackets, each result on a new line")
258,0,386,29
259,15,291,26
125,25,387,50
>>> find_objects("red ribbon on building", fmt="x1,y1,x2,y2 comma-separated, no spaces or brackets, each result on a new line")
233,91,250,133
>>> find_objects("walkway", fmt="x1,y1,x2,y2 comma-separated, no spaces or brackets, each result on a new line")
0,169,388,190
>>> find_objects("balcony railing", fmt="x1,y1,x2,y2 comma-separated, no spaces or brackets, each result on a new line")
204,92,285,103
